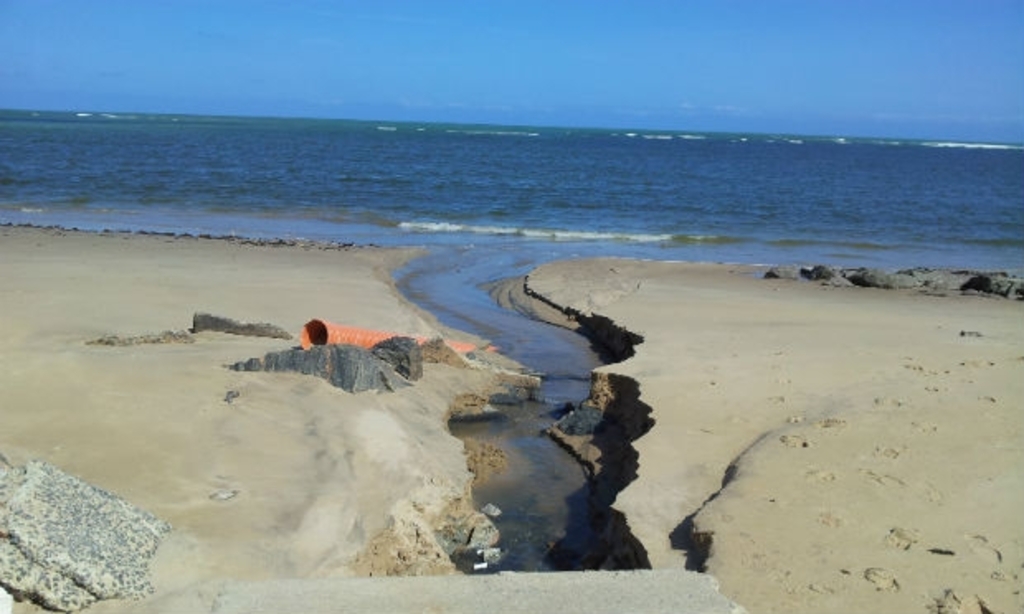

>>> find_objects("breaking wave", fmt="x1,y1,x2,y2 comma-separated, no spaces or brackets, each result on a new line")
398,221,677,243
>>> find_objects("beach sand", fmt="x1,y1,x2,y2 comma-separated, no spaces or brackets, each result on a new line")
0,227,502,610
2,227,1020,613
524,258,1023,613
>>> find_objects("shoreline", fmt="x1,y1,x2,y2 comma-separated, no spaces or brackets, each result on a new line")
2,224,1021,613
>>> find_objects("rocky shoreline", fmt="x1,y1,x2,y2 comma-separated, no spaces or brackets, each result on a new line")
764,264,1024,299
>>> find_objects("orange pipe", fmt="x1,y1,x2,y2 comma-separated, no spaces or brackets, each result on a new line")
300,319,478,354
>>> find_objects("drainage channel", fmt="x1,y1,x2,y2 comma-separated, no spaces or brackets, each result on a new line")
395,245,606,572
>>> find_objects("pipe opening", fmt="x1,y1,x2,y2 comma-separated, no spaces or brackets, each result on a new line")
302,319,328,348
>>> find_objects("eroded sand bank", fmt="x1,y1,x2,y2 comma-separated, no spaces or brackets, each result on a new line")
523,257,1023,613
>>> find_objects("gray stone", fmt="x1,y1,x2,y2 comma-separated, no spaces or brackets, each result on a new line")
191,312,292,339
230,345,407,393
436,512,500,557
0,461,171,611
554,403,604,436
479,548,503,564
371,336,423,381
961,274,1024,299
803,264,838,281
763,265,801,280
842,268,918,290
464,514,501,550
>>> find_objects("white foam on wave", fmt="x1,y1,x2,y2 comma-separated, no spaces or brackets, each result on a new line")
444,129,539,137
642,134,673,140
397,221,673,243
75,112,92,117
678,134,707,140
921,141,1021,150
376,126,397,131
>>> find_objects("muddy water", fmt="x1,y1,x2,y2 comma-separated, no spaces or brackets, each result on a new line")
395,244,604,571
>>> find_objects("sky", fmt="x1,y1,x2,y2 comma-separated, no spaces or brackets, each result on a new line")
1,0,1022,142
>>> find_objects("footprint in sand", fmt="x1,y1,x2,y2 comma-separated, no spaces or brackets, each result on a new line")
805,468,837,482
885,527,920,550
864,567,900,592
815,417,847,429
965,534,1003,565
859,469,907,488
874,446,904,459
911,421,938,434
916,481,944,504
874,396,907,408
780,434,810,448
818,512,844,528
959,359,996,368
860,470,943,503
929,589,993,614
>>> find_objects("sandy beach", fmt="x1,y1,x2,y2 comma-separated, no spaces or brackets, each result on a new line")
524,258,1023,613
2,226,1021,613
0,226,507,610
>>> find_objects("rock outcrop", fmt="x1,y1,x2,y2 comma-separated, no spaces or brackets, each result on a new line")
764,265,1024,298
229,343,410,393
191,312,292,339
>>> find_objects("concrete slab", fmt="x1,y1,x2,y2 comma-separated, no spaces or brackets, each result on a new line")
142,569,747,614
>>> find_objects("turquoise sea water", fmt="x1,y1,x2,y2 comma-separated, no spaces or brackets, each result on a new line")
2,109,1023,272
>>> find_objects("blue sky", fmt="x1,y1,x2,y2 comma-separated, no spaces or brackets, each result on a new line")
1,1,1022,141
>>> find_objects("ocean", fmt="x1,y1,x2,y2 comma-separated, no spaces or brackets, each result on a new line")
2,109,1022,274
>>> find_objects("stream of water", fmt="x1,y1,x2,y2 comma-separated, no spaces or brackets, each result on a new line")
395,244,605,571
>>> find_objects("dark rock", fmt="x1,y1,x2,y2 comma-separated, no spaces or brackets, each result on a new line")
961,274,1024,299
371,336,423,381
553,403,604,436
842,268,918,290
837,267,1022,296
229,345,406,393
894,268,971,291
0,461,171,611
487,383,535,407
191,312,292,340
764,266,801,280
804,265,838,281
